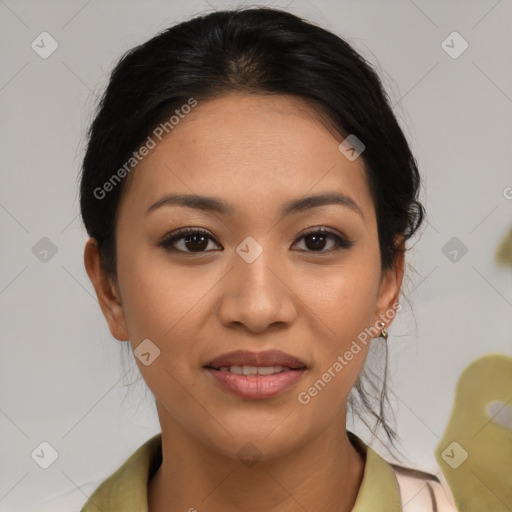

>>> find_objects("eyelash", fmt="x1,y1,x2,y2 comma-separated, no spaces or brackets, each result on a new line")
158,226,355,255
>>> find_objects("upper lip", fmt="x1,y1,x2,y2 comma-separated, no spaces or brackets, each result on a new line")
204,350,307,369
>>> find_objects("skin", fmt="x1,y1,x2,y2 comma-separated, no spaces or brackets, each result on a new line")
84,92,404,512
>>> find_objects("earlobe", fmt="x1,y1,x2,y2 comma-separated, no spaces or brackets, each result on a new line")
83,238,130,341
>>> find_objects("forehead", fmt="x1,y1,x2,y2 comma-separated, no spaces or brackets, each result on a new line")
119,93,373,220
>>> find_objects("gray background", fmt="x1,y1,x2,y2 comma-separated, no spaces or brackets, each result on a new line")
1,0,511,510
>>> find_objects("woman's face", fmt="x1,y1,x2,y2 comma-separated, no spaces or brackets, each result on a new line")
86,92,403,459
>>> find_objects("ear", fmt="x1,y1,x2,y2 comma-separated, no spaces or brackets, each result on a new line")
84,238,129,341
374,235,405,329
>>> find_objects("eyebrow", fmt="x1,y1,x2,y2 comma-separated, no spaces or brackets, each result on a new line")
145,192,364,220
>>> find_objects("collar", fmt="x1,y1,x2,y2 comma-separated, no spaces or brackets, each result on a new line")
349,431,402,511
80,432,402,511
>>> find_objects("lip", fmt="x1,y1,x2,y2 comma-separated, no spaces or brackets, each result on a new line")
204,367,307,399
203,349,308,400
204,349,307,369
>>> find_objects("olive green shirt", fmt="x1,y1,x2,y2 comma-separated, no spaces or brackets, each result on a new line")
80,432,403,511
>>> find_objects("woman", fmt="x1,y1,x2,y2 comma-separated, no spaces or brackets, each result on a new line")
79,7,456,511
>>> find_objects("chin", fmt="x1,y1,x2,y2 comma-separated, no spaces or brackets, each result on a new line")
201,416,309,461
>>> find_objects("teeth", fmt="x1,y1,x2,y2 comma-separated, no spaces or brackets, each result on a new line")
257,365,283,375
217,365,286,375
242,365,258,375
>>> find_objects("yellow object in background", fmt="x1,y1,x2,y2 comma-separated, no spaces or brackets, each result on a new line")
435,354,512,512
495,227,512,268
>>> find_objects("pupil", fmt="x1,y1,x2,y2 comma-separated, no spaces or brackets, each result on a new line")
186,234,208,251
306,233,326,251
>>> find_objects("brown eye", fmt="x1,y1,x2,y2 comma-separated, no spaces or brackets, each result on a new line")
159,228,220,253
159,226,354,255
293,227,354,253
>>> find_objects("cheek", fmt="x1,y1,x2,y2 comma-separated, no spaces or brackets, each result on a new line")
294,274,376,422
116,245,203,340
299,258,381,344
115,254,208,408
295,254,380,399
115,248,225,387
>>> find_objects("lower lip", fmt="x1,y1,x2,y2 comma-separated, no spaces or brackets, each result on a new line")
204,368,306,399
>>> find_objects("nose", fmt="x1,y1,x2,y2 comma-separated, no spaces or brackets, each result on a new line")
216,245,297,334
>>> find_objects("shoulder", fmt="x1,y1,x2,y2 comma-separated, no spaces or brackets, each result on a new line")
348,431,458,512
79,433,162,511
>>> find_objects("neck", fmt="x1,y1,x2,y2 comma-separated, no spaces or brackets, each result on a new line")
148,409,366,512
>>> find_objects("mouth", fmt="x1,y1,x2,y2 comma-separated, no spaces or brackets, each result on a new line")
203,350,308,399
204,349,307,370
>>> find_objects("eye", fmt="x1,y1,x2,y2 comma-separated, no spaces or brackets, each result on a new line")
159,226,354,255
292,227,354,254
158,227,220,253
